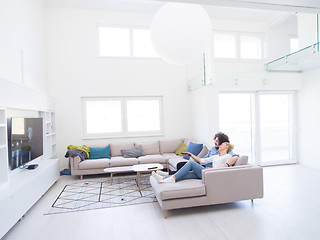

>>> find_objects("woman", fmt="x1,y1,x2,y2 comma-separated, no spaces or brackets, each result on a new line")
152,142,234,183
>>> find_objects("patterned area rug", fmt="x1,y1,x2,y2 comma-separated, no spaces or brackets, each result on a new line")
45,174,156,215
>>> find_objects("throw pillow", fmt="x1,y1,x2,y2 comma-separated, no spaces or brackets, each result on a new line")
175,142,187,156
234,155,248,166
121,145,145,158
183,142,203,160
89,145,110,159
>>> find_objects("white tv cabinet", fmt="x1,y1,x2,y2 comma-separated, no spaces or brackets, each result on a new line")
0,81,60,238
0,107,59,239
0,159,59,239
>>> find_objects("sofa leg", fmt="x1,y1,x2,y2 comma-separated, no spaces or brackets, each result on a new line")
80,175,83,180
164,210,168,219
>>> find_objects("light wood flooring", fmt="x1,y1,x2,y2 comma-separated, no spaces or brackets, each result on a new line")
2,164,320,240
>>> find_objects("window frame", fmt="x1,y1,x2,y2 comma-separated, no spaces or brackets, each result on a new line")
97,24,160,59
82,96,164,139
212,31,264,62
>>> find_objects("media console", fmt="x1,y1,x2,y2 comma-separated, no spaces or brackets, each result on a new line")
0,159,59,238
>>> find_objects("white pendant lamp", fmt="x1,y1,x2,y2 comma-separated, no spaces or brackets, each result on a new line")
150,2,212,65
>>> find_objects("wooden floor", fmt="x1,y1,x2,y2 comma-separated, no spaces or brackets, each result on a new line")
2,164,320,240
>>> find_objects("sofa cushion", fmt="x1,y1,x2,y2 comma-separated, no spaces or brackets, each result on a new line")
162,153,178,161
138,154,167,164
135,141,160,155
183,142,203,160
168,156,187,170
150,176,205,200
197,145,209,158
109,157,139,167
159,139,183,154
110,143,135,157
121,145,145,158
79,158,110,170
89,145,110,159
234,155,248,166
175,142,187,156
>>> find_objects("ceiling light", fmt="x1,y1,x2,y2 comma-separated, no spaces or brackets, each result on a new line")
150,2,212,65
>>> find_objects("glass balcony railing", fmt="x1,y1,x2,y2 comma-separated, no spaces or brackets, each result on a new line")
265,43,320,71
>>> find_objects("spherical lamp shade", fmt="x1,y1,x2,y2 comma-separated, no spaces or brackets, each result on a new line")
151,3,212,65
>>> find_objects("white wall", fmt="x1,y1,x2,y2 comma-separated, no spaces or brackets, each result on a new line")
0,0,47,92
189,86,219,148
265,21,297,61
298,13,318,49
45,8,193,168
297,67,320,170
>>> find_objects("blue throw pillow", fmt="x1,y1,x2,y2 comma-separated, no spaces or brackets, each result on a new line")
183,142,203,160
89,145,110,159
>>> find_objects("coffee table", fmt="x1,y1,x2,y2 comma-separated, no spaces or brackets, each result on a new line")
104,166,133,185
104,163,163,191
132,163,163,192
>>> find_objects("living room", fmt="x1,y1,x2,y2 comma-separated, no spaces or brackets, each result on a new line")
1,0,320,239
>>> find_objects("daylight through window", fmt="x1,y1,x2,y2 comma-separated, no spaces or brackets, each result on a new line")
83,97,163,137
98,26,159,58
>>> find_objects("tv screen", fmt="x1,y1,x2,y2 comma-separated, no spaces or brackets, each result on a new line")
7,117,43,170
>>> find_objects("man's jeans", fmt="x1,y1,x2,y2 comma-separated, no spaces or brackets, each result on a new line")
172,161,211,181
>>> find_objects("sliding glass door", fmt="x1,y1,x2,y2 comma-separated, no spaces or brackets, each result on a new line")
219,91,296,166
258,93,295,165
219,93,255,164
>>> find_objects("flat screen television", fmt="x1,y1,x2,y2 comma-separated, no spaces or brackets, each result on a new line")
7,117,43,170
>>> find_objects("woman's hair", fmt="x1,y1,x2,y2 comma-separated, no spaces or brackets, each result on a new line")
224,142,234,152
214,132,229,145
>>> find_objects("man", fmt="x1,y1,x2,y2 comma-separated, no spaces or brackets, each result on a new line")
157,132,239,176
203,132,239,167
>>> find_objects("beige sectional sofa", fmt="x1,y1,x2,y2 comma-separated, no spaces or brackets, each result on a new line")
68,138,263,218
150,160,264,218
69,138,199,179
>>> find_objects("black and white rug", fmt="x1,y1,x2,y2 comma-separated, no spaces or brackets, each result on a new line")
45,174,156,215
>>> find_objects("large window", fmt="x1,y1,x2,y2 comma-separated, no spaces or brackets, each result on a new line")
213,32,263,60
219,91,295,166
98,26,159,58
213,33,237,58
82,97,163,138
240,35,262,59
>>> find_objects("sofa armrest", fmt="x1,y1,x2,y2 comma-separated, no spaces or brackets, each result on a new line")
69,156,81,174
202,166,263,203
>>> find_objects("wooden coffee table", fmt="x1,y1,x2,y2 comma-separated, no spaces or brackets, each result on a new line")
104,163,163,191
132,163,163,191
104,166,133,185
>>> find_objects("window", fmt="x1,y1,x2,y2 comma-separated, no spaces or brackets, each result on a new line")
85,100,122,134
219,91,295,166
98,26,159,58
82,97,163,138
213,32,263,60
219,93,254,163
132,29,158,58
213,33,237,58
126,99,161,132
240,35,262,59
99,27,130,57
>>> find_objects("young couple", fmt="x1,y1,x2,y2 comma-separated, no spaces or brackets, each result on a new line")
152,132,238,184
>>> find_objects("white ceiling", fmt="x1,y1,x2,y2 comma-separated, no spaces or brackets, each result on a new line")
43,0,290,23
43,0,164,13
